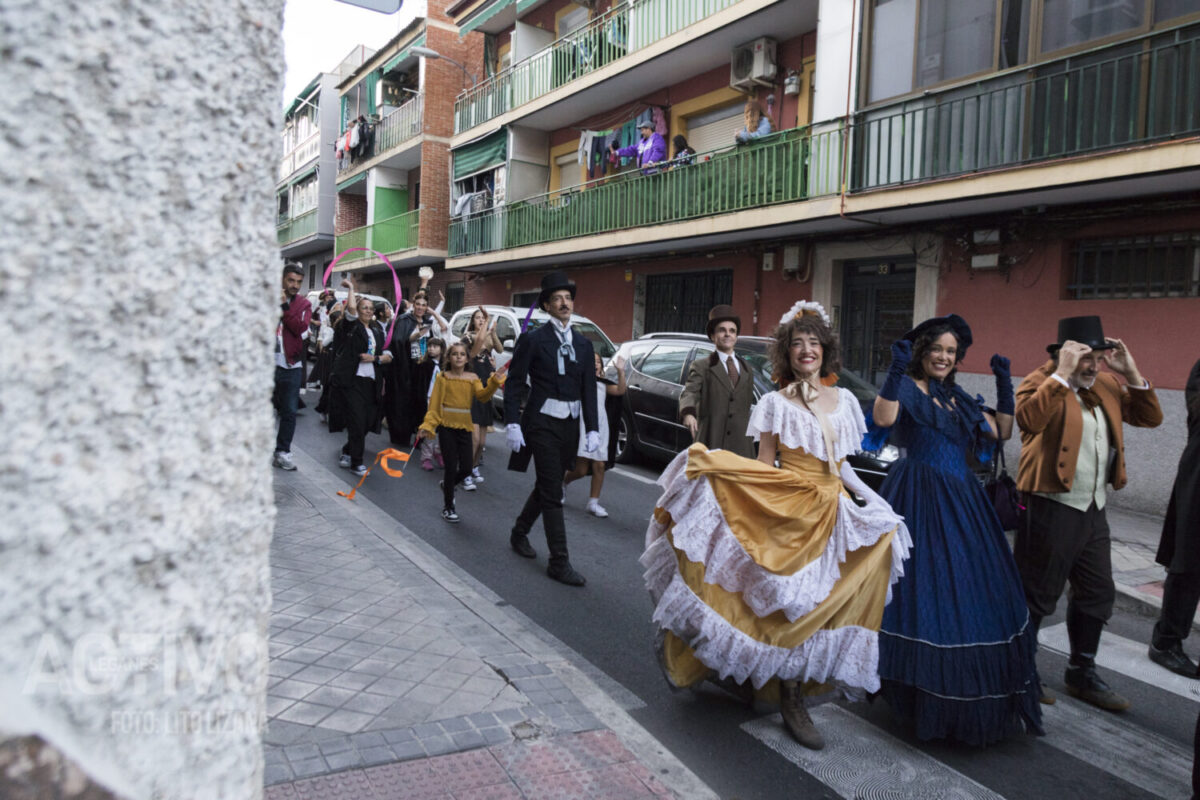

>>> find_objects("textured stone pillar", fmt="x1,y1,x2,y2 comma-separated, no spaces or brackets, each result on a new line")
0,1,283,798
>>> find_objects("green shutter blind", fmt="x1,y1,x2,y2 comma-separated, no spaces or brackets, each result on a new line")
459,0,514,35
366,71,379,116
452,129,507,180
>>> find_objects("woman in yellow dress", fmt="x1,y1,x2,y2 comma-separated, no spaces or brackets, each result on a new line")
642,301,911,749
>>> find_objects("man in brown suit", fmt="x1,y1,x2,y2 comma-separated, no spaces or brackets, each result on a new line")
679,305,755,458
1015,315,1163,712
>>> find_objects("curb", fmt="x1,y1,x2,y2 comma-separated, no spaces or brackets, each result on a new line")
287,447,719,800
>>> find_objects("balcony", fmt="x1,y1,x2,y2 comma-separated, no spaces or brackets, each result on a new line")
339,95,423,175
277,208,318,246
334,210,421,265
454,0,742,134
851,25,1200,191
449,127,841,257
279,132,321,180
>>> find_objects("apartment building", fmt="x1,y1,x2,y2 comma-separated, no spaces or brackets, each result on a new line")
278,72,342,293
332,4,485,312
443,0,1200,512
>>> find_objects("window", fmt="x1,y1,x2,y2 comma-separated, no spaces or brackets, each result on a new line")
685,103,745,155
917,0,997,86
495,315,517,344
556,152,583,192
1041,0,1145,53
444,282,465,316
1068,233,1200,299
512,290,540,308
637,345,692,384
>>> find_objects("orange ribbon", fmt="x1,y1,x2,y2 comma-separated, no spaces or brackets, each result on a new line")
337,447,413,500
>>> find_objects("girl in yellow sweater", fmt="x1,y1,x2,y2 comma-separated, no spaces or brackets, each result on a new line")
417,342,507,522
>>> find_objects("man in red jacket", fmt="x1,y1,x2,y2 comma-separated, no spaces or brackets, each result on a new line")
274,263,312,470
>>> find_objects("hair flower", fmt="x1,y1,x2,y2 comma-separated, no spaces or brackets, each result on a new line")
778,300,831,327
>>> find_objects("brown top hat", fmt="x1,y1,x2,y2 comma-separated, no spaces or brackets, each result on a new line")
706,305,741,338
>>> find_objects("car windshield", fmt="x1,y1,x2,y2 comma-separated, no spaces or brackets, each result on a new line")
834,369,879,407
527,320,616,358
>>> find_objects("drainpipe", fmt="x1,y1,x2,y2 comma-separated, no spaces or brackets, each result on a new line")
838,0,858,222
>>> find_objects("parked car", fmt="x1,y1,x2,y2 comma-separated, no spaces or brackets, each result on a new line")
606,332,900,489
446,304,618,416
304,289,394,360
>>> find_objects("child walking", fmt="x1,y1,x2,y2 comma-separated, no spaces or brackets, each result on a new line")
417,342,507,523
415,338,445,470
563,353,626,517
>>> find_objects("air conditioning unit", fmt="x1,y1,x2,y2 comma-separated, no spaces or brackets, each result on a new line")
730,37,777,91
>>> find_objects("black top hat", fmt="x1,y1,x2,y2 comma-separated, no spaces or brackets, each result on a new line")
705,304,741,338
538,271,576,308
903,313,973,361
1048,315,1115,354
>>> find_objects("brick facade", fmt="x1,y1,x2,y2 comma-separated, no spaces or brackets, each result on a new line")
334,193,366,236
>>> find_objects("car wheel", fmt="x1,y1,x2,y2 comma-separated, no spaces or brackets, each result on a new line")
615,408,636,465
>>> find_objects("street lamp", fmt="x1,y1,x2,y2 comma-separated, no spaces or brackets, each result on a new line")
411,45,477,87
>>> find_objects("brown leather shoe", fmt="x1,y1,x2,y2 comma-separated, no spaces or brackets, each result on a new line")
1039,681,1056,705
510,533,536,559
780,681,825,750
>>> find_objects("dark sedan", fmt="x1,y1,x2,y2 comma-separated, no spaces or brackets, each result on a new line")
607,333,899,489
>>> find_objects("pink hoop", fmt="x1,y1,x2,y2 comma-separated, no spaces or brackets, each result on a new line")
323,248,405,349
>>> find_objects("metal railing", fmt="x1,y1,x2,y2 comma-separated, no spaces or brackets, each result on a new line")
449,127,842,257
851,28,1200,190
338,95,423,173
454,0,739,133
334,209,420,256
277,208,318,246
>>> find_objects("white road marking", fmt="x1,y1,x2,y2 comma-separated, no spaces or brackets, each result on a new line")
742,705,1006,799
609,466,662,486
1039,623,1200,704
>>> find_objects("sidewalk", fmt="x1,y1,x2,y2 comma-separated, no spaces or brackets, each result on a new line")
263,448,717,799
1107,504,1192,627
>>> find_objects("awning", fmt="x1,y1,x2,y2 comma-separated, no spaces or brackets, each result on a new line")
284,75,321,119
459,0,513,35
287,164,318,187
452,128,507,180
381,33,426,74
337,171,368,191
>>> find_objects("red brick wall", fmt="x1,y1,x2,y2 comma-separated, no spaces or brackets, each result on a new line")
335,193,367,235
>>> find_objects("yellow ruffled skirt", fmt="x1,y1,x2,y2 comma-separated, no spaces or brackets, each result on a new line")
641,444,909,700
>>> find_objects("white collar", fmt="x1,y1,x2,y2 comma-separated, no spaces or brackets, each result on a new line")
717,350,738,370
549,317,572,337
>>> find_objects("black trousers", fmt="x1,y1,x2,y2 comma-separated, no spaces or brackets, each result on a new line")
343,376,376,468
513,413,579,569
1015,495,1115,623
1154,571,1200,649
438,426,474,509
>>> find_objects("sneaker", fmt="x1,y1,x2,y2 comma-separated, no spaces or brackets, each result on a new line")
460,476,476,492
1148,642,1200,678
272,451,297,471
352,464,368,477
421,459,434,471
1064,665,1130,711
586,500,609,518
338,454,352,469
471,466,484,483
442,506,459,523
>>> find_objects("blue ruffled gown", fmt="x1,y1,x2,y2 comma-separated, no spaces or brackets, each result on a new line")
870,377,1042,746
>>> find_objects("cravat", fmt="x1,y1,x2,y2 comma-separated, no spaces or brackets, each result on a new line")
1077,387,1101,411
725,356,739,388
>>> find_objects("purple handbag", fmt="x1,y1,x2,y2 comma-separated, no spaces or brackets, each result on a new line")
986,447,1024,531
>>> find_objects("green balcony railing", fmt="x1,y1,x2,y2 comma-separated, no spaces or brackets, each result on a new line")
339,96,423,174
851,25,1200,191
449,127,842,257
334,209,420,257
454,0,740,133
277,208,318,246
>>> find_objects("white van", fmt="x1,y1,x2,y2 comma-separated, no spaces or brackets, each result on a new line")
305,290,394,359
446,305,617,372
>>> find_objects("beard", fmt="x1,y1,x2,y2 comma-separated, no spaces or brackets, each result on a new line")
1073,374,1097,390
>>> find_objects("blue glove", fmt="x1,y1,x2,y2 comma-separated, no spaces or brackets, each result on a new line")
879,340,912,401
505,424,526,453
585,431,601,453
991,354,1014,414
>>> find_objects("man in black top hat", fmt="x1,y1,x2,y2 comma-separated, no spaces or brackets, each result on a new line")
1014,315,1162,711
679,304,755,458
504,271,599,586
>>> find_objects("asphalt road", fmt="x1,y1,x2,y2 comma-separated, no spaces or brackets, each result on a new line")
291,401,1196,800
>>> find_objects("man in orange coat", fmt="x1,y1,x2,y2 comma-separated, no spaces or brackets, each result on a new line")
1014,316,1162,711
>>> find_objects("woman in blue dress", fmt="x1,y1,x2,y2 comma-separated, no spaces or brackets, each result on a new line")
867,314,1042,745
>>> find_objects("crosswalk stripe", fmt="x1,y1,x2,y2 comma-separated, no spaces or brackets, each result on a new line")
1039,623,1200,704
1039,694,1192,800
742,705,1006,799
609,466,661,486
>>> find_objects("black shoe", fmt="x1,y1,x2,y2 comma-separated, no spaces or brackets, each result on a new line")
547,563,586,586
442,506,459,523
510,533,536,559
1064,665,1130,711
1148,643,1199,678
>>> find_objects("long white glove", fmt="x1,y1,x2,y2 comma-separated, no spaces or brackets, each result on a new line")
839,459,890,513
506,423,526,453
585,430,601,453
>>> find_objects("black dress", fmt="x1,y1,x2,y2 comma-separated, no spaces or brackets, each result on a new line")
465,333,497,427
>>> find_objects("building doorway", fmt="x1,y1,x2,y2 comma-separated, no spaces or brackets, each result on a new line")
644,269,733,334
840,259,915,386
